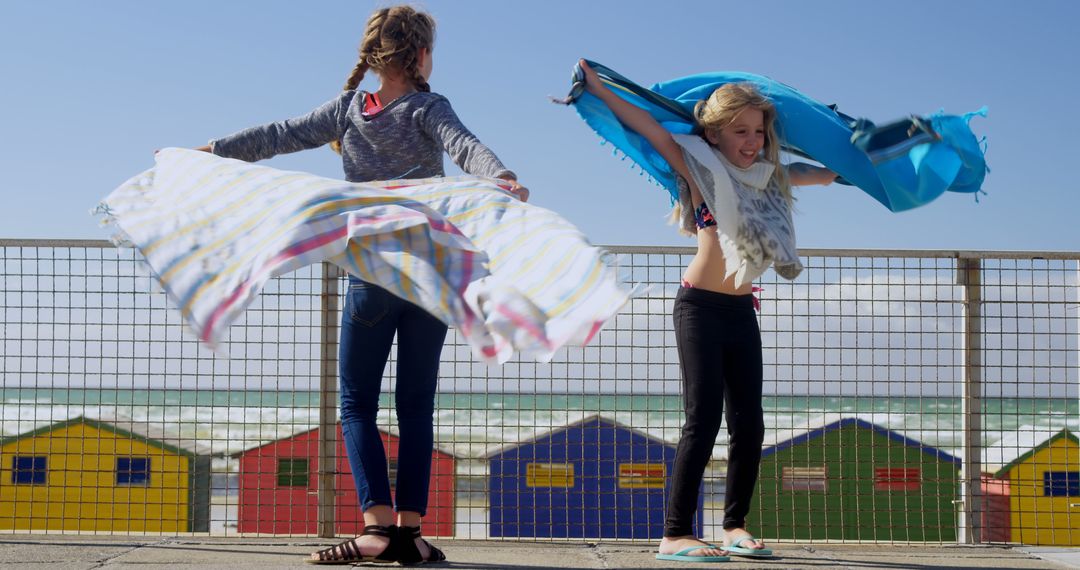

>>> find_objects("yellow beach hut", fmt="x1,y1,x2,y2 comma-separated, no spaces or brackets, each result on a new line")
0,414,213,532
991,427,1078,546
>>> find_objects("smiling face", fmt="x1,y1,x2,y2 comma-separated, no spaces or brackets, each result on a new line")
705,106,765,169
694,82,794,203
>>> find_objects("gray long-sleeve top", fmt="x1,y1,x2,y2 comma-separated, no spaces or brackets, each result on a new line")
210,90,515,183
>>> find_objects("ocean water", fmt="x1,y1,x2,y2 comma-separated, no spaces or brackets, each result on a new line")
2,389,1075,462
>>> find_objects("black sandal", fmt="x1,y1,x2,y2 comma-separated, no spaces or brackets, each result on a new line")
306,524,398,565
397,525,446,565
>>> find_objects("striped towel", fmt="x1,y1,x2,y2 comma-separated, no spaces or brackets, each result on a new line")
97,148,633,364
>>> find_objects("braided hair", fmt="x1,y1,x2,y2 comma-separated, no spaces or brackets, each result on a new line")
331,6,436,153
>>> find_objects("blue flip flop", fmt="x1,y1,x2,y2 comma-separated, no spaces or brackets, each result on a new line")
656,545,730,563
724,536,773,557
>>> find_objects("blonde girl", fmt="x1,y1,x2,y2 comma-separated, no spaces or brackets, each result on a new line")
579,60,833,563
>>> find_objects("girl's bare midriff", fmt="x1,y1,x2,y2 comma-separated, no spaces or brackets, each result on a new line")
683,226,753,295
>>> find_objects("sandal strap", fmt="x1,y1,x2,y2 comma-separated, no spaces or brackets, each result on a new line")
312,529,397,563
730,535,760,548
315,537,360,561
397,526,446,563
425,541,446,563
362,524,397,538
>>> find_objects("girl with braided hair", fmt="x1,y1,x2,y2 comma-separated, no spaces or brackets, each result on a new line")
198,5,526,565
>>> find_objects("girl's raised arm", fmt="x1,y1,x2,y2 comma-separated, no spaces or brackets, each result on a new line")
787,162,837,186
579,60,693,187
206,92,352,162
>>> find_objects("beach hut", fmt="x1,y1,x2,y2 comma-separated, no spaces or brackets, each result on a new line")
0,414,212,532
991,427,1078,546
929,444,1012,543
752,416,960,541
234,423,455,536
487,415,698,539
978,474,1011,543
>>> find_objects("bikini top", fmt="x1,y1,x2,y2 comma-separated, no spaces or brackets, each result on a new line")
361,92,383,117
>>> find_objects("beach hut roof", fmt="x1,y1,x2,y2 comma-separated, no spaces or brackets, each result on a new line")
229,424,321,457
991,427,1078,478
229,422,457,458
760,415,960,465
952,425,1075,472
484,413,674,459
0,413,216,457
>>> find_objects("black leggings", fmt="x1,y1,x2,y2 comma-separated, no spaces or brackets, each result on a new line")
665,286,765,537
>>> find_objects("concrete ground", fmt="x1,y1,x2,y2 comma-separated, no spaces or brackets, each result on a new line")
1,536,1078,569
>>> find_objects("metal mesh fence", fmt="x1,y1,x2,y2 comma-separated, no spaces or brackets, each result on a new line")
1,240,1077,544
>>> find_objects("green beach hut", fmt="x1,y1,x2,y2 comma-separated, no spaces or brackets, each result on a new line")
752,416,960,542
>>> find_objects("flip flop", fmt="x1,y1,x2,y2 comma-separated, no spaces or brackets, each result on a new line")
724,536,773,557
656,545,730,563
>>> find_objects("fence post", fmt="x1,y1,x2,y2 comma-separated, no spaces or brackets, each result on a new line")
1075,261,1080,512
957,256,983,544
318,262,344,538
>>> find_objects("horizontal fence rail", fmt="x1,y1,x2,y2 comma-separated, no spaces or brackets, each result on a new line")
0,239,1077,545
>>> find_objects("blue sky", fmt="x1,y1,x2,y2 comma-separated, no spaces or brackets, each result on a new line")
1,0,1077,251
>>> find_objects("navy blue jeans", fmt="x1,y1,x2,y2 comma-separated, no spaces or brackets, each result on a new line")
339,277,448,515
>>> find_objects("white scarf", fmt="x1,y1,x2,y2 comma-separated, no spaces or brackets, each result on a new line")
672,133,802,287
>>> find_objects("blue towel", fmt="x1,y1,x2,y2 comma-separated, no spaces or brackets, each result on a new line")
559,60,988,212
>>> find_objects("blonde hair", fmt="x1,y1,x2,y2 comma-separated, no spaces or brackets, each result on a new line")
694,83,792,204
330,5,436,153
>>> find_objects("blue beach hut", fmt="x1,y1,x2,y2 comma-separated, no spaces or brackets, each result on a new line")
487,415,701,539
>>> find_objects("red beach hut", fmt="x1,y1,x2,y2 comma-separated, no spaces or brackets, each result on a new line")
235,424,455,536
